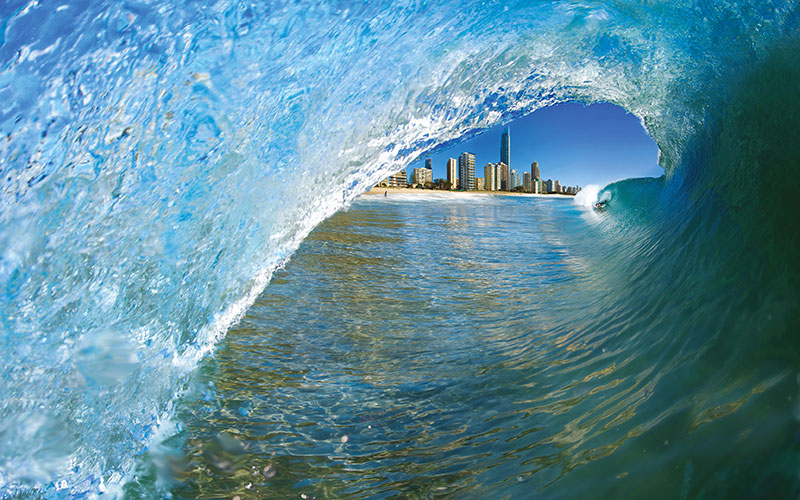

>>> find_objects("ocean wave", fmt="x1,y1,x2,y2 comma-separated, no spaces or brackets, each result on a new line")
1,0,799,497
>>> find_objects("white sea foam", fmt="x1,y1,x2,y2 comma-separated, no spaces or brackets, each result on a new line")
574,184,602,208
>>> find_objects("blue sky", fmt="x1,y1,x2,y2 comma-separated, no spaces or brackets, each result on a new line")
409,102,663,187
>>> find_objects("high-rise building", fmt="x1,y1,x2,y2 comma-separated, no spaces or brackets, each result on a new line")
498,162,509,191
425,158,432,170
554,180,561,193
531,161,540,180
446,158,457,190
476,177,484,191
510,169,520,190
458,152,476,191
484,162,506,191
523,172,532,192
485,163,496,191
412,167,432,185
545,179,554,193
387,170,407,188
500,127,510,169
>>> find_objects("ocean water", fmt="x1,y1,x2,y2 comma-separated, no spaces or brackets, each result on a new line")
121,191,797,499
1,0,800,498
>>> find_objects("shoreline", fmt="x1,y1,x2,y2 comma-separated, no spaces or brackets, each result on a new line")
360,187,576,198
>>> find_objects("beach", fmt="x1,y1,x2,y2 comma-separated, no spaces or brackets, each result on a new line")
361,186,575,198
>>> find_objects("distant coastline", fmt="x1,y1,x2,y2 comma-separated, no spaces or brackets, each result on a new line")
361,187,575,198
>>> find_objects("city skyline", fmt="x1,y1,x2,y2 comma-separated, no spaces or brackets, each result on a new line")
390,125,579,194
407,102,662,187
385,124,580,194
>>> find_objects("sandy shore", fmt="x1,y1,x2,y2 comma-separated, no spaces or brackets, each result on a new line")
361,187,575,198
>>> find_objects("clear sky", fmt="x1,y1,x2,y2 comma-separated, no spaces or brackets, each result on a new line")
409,102,663,187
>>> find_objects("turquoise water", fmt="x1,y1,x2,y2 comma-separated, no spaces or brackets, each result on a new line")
2,0,800,497
123,192,797,498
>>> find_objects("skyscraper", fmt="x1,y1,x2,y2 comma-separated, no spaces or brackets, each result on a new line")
499,162,509,191
485,163,496,191
446,158,457,189
531,161,540,180
523,172,532,192
484,162,506,191
510,169,520,190
500,127,510,169
458,152,475,191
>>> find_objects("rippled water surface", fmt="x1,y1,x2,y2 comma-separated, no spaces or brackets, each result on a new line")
126,192,797,499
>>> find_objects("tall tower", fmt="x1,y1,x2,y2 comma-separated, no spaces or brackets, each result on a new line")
446,158,457,189
458,152,476,191
500,127,510,169
531,161,540,180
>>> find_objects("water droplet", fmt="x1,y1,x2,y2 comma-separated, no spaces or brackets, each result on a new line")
263,464,276,479
341,435,349,443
